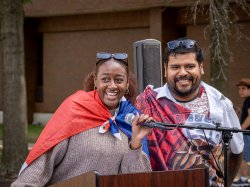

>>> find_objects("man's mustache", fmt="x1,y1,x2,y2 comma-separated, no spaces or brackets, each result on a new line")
174,76,194,82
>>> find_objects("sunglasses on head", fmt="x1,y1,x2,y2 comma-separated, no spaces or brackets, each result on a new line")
96,52,128,65
167,39,196,50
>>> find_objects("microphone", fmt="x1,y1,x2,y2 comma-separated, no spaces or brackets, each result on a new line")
125,113,167,130
125,113,136,124
125,113,250,134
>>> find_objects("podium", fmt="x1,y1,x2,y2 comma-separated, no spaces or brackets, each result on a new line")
49,168,209,187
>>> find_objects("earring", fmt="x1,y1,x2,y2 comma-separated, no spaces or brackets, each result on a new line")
125,88,129,95
94,85,97,90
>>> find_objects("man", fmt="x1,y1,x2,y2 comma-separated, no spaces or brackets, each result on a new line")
232,78,250,187
135,38,244,187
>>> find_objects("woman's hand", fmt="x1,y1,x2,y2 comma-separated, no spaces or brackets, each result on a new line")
130,112,154,150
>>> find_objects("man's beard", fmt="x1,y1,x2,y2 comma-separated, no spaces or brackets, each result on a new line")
168,76,200,98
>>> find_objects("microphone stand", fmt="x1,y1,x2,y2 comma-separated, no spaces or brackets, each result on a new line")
143,122,250,187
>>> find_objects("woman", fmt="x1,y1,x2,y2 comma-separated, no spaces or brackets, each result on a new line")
11,52,152,187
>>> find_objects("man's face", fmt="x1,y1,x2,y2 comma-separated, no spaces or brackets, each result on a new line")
238,85,250,98
166,53,204,101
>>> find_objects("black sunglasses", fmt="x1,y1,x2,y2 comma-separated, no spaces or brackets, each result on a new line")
96,52,128,65
167,39,196,50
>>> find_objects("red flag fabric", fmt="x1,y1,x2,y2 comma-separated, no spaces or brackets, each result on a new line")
25,90,111,165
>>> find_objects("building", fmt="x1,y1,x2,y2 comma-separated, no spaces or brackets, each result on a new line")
0,0,249,124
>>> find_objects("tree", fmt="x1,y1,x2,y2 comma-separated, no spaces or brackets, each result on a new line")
209,0,230,95
190,0,250,96
0,0,28,176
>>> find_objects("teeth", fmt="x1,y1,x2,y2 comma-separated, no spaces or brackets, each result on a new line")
179,80,189,83
106,92,117,96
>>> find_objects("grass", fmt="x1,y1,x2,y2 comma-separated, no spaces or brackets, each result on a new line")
0,124,44,143
0,124,44,182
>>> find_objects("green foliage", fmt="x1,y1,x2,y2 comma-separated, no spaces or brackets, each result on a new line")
0,124,44,143
22,0,32,4
26,125,44,142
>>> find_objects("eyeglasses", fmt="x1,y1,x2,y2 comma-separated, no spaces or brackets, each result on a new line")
96,52,128,65
167,39,196,50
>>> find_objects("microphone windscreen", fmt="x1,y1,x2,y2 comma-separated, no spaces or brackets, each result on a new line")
125,113,135,124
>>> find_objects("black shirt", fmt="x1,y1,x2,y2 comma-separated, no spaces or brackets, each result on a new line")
240,96,250,130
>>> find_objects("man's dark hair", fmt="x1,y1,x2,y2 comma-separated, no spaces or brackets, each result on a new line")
165,38,204,65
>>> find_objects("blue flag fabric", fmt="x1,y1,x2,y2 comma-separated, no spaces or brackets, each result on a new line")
109,100,150,157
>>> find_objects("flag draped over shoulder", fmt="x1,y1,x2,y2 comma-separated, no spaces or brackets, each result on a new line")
136,87,191,171
20,90,149,174
135,86,223,186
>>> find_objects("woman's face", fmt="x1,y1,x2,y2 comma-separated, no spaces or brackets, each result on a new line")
94,59,129,110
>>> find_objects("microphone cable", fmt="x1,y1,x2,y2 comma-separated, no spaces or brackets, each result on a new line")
201,129,224,178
